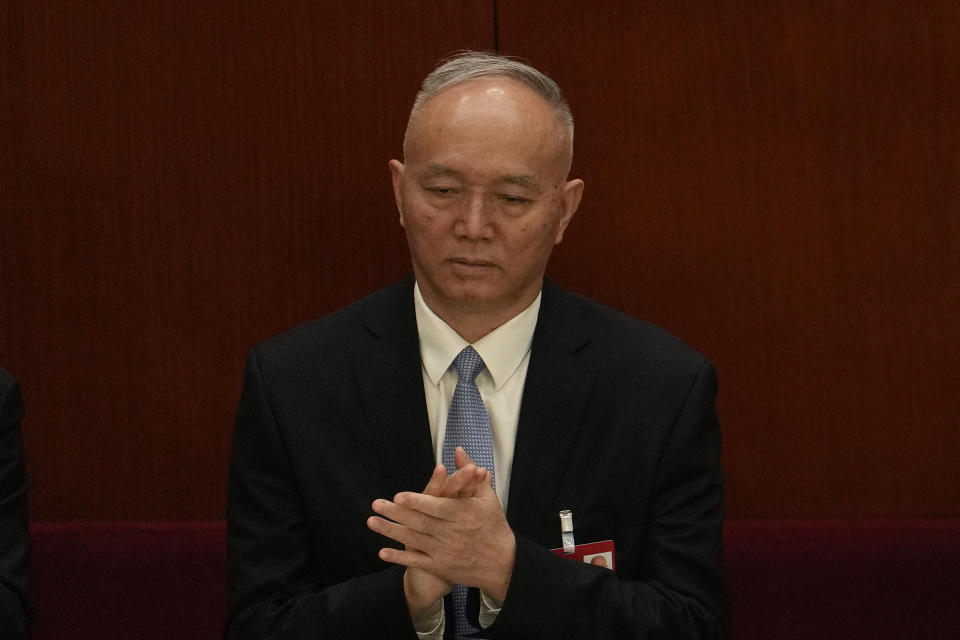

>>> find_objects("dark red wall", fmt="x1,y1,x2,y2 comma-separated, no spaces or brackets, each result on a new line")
1,1,957,520
503,1,960,516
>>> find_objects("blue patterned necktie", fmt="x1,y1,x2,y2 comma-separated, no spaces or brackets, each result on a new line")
441,345,495,639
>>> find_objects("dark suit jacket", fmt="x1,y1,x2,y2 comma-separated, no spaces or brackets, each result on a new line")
0,367,29,640
227,277,725,639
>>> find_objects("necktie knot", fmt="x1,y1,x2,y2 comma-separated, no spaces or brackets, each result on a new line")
453,346,485,383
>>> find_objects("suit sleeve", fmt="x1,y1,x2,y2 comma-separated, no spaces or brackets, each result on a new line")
488,361,726,639
0,372,29,640
226,349,419,640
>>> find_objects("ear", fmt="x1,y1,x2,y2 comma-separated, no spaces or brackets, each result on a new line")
553,178,584,244
389,159,406,227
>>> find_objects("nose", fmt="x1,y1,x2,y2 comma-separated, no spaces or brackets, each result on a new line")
453,193,494,240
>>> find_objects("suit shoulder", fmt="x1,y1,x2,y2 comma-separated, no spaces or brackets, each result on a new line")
250,277,412,375
551,287,712,376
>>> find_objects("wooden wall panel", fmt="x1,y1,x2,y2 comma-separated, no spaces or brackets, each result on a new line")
3,1,958,521
498,1,960,515
1,1,494,519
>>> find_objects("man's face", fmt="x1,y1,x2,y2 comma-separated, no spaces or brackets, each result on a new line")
390,77,583,328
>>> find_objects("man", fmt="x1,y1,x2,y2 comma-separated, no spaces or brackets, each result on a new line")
0,367,29,640
228,51,725,639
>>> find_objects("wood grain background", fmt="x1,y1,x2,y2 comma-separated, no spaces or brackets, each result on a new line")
2,1,957,520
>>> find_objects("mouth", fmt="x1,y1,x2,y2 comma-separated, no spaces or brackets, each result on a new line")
451,258,494,266
448,258,497,273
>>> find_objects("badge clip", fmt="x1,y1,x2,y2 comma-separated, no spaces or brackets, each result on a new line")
559,509,575,554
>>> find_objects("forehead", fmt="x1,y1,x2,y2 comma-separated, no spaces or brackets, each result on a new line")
405,77,568,175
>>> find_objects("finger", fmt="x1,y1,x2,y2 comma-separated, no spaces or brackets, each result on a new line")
453,466,489,498
393,492,454,521
372,498,438,533
464,466,490,497
378,546,435,571
441,463,484,497
454,446,475,470
471,471,497,498
422,464,447,496
366,515,435,551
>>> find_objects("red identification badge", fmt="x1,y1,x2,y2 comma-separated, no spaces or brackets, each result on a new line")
551,539,616,570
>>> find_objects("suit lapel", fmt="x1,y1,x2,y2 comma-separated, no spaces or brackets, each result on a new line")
352,277,600,536
357,278,436,494
506,280,598,544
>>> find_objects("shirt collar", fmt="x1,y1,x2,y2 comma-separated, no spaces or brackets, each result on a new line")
414,283,541,391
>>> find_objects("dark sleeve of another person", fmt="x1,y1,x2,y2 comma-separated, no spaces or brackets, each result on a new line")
0,369,29,640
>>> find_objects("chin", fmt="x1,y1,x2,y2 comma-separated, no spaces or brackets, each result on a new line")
443,288,498,307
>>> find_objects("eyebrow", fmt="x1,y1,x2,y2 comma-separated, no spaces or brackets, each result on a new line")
425,163,463,178
501,174,540,191
424,163,541,192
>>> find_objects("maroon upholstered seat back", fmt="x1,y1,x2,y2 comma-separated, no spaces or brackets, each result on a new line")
29,522,226,640
27,519,960,639
725,519,960,640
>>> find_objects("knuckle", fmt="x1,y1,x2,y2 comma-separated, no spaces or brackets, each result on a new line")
417,514,431,535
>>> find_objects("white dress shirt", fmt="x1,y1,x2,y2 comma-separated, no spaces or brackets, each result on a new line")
412,283,540,638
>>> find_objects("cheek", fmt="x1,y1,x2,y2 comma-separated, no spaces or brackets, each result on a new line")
403,203,438,231
404,212,447,252
511,217,556,246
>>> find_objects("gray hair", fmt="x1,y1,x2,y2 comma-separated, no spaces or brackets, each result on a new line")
405,51,574,164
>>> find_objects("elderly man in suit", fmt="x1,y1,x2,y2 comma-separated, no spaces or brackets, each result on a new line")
227,51,725,639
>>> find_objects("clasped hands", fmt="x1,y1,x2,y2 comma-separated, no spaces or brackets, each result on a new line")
366,447,516,618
